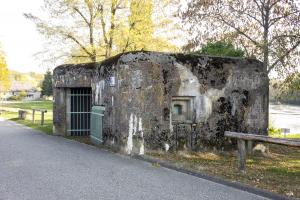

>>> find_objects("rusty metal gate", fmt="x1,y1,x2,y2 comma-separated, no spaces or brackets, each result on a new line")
67,88,92,136
173,123,198,150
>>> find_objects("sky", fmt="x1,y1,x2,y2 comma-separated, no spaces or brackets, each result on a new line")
0,0,185,74
0,0,46,73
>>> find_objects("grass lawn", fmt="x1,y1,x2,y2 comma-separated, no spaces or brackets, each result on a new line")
1,100,53,110
147,144,300,198
0,101,53,134
271,133,300,139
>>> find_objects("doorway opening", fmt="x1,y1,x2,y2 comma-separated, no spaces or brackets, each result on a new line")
67,88,92,136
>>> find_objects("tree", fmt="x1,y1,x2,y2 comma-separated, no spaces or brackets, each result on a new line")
25,0,113,62
197,41,245,57
118,0,178,52
181,0,300,76
127,0,154,50
0,47,10,92
41,71,53,97
19,91,28,99
270,74,300,104
25,0,179,64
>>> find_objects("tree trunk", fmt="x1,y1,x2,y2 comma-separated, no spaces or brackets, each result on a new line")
237,139,246,172
90,25,96,62
262,2,270,71
106,0,117,59
263,1,270,131
89,2,96,62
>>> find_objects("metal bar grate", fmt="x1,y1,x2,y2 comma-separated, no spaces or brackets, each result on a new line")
67,88,92,136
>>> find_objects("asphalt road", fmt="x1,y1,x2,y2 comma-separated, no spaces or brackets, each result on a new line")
0,119,269,200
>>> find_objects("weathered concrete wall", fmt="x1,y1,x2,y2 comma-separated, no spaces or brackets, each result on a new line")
53,51,269,154
53,64,95,88
53,87,67,136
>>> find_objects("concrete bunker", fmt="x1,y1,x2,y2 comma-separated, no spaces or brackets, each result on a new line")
53,51,269,154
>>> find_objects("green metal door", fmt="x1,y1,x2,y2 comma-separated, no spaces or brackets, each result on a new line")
90,106,105,145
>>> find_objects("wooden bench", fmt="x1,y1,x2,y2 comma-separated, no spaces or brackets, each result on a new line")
32,109,47,126
224,131,300,171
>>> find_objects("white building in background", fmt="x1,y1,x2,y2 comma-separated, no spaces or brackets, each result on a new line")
5,81,41,101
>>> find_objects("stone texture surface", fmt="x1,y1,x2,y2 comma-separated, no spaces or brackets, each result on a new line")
53,51,269,154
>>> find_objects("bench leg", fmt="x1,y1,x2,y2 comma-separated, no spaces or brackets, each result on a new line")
237,139,246,172
247,140,253,155
32,110,35,123
41,112,45,126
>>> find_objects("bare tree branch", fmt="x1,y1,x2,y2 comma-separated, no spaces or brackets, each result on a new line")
65,33,93,57
73,7,90,26
99,5,108,45
269,34,300,44
216,14,261,47
182,0,300,75
225,4,263,26
269,11,300,27
268,40,300,73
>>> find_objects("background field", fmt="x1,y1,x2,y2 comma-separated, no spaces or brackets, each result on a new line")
0,101,53,134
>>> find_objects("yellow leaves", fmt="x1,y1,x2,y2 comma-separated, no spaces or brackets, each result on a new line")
0,49,10,92
124,0,178,52
60,0,179,63
128,0,154,50
180,151,221,161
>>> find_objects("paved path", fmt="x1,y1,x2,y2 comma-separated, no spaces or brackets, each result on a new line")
0,119,268,200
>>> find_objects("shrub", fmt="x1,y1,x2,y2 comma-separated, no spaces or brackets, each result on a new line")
196,41,245,57
8,95,21,101
268,122,281,136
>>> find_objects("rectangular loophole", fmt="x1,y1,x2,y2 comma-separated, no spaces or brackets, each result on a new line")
171,96,194,123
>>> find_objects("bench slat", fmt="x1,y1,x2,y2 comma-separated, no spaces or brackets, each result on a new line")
225,131,300,147
32,109,47,113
